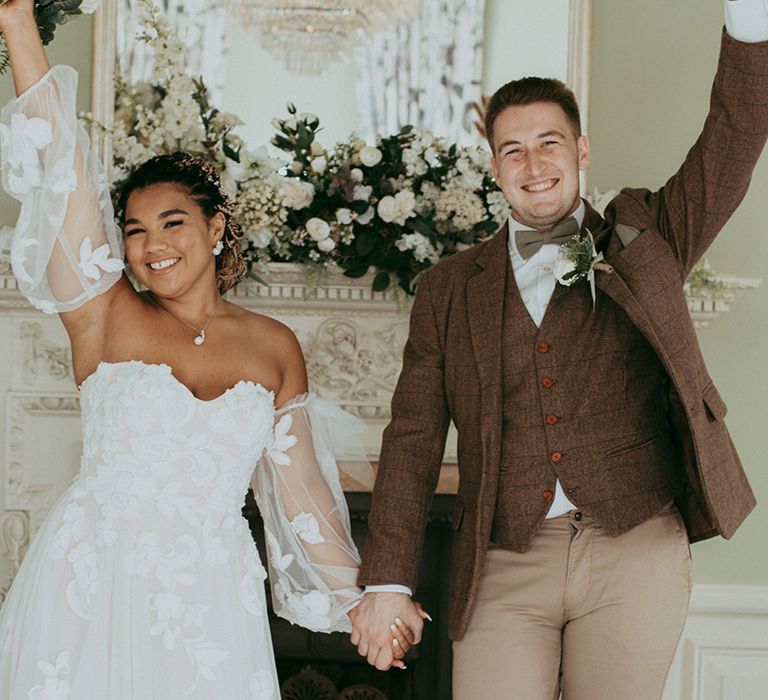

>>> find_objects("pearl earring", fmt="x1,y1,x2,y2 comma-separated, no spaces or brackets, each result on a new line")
213,240,224,256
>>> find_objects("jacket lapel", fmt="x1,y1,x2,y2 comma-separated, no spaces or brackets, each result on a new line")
466,224,508,471
586,201,668,359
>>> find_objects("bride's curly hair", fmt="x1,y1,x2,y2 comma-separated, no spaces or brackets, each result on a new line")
115,152,247,294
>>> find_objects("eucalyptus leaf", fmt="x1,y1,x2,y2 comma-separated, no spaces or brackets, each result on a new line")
343,266,369,279
372,272,390,292
355,229,378,257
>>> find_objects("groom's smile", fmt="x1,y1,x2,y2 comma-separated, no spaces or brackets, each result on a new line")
490,101,590,230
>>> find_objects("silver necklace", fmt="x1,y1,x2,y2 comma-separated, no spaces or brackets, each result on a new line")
152,294,221,346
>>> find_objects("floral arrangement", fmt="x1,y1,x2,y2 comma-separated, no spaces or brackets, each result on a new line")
91,0,508,294
0,0,97,74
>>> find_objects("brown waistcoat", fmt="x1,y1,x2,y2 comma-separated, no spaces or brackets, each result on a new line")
358,31,768,641
493,257,682,550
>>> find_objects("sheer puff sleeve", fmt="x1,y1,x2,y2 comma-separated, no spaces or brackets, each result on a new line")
251,394,374,634
0,66,123,314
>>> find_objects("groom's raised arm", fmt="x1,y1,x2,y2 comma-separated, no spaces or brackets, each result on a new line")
607,0,768,277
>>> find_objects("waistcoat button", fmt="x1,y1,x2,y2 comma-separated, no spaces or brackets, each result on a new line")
573,511,583,521
550,451,562,463
537,342,550,354
541,377,554,388
543,490,554,502
546,414,558,425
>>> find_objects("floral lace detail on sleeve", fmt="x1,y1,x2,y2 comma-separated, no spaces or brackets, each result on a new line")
266,413,298,465
78,237,124,281
0,66,124,313
0,113,53,196
252,394,373,633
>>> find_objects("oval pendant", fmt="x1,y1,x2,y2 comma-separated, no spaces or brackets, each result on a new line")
194,330,205,346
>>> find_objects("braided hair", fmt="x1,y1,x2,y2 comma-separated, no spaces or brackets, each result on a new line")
116,153,246,294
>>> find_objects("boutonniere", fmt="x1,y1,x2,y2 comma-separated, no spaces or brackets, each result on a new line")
553,230,614,308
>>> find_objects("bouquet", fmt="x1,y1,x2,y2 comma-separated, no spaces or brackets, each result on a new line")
92,0,509,294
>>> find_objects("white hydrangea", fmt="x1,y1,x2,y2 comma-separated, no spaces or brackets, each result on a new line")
434,186,486,231
395,233,441,264
487,190,511,223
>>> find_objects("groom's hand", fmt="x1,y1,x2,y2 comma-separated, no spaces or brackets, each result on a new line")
349,592,427,671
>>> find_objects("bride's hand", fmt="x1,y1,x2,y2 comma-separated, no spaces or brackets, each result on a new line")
0,0,36,34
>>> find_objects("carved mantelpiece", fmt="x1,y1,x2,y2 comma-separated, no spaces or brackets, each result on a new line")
686,274,763,328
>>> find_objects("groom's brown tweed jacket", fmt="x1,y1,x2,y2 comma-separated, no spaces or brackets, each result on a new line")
358,31,768,641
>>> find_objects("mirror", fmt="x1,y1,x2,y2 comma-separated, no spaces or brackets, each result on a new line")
90,0,591,156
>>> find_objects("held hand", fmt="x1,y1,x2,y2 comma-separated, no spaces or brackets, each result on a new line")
349,592,431,671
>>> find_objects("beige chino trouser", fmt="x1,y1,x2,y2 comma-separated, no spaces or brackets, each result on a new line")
453,505,692,700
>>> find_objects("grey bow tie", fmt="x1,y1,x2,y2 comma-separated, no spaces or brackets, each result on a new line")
514,216,580,260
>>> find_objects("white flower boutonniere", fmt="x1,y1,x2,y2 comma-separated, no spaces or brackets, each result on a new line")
553,230,613,308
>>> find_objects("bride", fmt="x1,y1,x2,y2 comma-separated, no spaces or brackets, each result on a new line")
0,1,414,696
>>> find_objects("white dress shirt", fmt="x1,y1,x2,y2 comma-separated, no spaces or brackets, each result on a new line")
365,0,768,597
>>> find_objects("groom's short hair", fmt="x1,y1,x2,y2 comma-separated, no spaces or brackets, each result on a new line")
485,77,582,150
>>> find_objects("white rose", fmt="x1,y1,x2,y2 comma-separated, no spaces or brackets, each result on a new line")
394,190,416,213
251,229,273,249
553,258,578,286
357,206,375,225
306,217,331,241
350,168,364,183
377,196,399,223
284,117,298,130
336,208,353,225
353,185,373,201
311,156,327,175
310,141,325,156
317,237,336,252
354,138,367,151
282,179,315,209
359,146,383,167
401,148,419,165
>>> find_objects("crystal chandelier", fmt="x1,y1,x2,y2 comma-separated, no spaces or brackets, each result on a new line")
221,1,416,75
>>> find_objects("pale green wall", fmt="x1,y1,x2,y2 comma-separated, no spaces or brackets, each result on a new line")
589,0,768,585
0,16,93,227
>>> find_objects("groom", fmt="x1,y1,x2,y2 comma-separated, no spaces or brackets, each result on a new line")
350,1,768,697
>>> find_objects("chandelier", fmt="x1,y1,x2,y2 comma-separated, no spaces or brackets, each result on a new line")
221,1,416,74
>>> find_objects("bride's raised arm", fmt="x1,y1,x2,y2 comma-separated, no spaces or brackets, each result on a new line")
0,0,124,321
251,391,374,634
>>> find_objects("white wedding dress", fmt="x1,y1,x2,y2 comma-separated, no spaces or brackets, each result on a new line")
0,67,370,699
